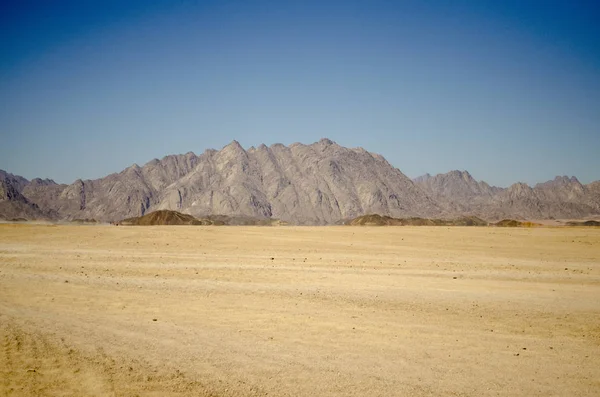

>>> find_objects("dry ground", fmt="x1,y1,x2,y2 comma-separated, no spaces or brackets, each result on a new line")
0,224,599,396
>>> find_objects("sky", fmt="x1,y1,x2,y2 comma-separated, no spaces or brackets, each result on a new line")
1,0,599,187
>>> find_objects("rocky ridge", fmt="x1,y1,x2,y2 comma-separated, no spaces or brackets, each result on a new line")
414,171,600,221
1,139,599,223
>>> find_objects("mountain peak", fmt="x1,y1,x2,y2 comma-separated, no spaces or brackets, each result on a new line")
313,138,337,147
225,140,243,149
413,173,432,183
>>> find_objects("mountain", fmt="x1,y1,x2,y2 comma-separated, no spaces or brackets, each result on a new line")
3,139,443,224
413,170,501,214
153,139,443,224
413,172,600,220
1,139,599,223
0,170,30,193
0,176,51,220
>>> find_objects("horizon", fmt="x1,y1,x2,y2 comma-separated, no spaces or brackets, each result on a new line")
1,1,599,187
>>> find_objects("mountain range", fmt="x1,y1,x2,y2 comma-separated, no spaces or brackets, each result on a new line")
1,139,599,224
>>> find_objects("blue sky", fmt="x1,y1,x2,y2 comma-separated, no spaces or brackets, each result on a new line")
1,0,599,187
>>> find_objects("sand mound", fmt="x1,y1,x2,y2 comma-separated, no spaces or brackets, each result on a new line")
119,211,285,226
70,218,97,224
348,214,488,226
494,219,540,227
119,210,212,226
566,220,600,227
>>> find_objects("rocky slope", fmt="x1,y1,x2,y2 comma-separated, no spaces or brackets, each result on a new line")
0,171,52,220
1,139,599,223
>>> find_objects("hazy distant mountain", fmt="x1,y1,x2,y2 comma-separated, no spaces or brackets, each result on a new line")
413,171,600,220
413,170,501,212
1,139,599,223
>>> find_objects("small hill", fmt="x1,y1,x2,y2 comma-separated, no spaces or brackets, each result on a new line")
70,218,98,224
493,219,540,227
119,210,212,226
205,214,286,226
565,220,600,227
348,214,488,226
348,214,398,226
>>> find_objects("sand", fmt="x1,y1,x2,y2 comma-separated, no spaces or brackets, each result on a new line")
1,224,599,396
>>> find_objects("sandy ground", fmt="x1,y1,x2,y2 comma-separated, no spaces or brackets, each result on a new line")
1,225,599,397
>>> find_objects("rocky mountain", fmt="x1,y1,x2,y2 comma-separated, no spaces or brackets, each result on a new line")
153,139,443,224
0,175,51,220
414,172,600,220
1,139,443,224
1,139,599,223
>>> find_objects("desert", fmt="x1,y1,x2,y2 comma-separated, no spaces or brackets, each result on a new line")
1,224,599,396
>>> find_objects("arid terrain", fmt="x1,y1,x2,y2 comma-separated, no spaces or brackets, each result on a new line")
1,224,599,396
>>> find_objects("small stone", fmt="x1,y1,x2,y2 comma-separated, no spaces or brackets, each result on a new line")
152,318,157,321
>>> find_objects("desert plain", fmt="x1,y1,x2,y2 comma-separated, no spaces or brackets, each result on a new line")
0,224,599,396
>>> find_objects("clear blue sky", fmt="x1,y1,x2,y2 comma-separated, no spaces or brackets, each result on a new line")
1,0,599,187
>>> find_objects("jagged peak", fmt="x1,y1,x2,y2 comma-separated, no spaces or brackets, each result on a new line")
508,181,532,191
314,138,336,147
126,163,141,172
446,170,473,179
269,143,288,152
413,173,432,182
219,140,248,161
145,158,160,166
535,175,583,189
30,177,57,186
223,140,244,150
